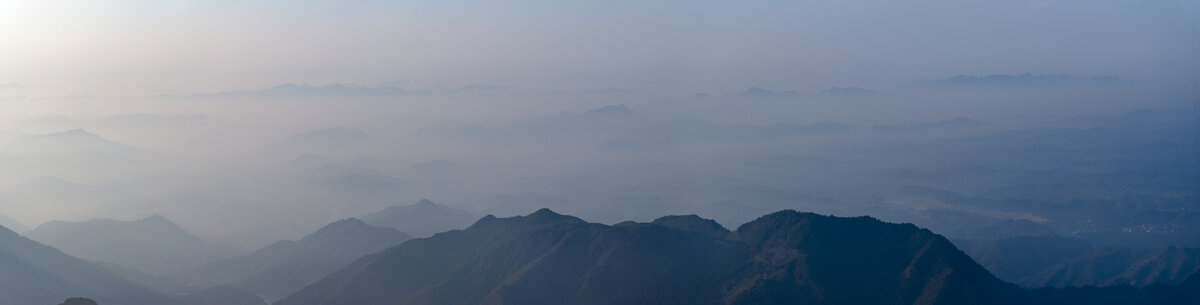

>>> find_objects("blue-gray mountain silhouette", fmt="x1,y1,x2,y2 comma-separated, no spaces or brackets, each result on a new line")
190,218,410,302
1022,246,1200,288
277,209,1198,305
360,199,476,238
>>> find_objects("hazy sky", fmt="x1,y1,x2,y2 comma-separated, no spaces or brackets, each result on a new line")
0,0,1196,248
0,0,1194,98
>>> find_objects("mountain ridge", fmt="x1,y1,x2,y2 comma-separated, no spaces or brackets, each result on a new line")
189,217,411,302
278,210,1024,305
360,199,477,237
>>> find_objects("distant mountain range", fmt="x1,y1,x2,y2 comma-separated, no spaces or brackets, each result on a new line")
914,74,1130,89
957,235,1094,283
1,223,269,305
189,218,409,302
954,219,1200,288
3,129,143,158
277,209,1198,305
26,215,231,277
171,83,426,99
955,219,1094,283
360,199,477,237
1022,247,1200,288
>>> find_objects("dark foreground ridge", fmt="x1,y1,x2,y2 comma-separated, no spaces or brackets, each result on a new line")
277,209,1200,305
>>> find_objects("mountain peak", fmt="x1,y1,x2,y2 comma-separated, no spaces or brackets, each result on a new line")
301,217,409,244
57,298,99,305
302,217,383,241
526,208,579,222
137,214,171,224
52,128,97,137
361,200,477,237
467,208,585,232
531,207,558,216
15,128,140,155
525,208,581,224
194,218,409,300
34,129,107,141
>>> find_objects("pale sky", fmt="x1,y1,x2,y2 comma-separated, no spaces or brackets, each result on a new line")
0,0,1194,98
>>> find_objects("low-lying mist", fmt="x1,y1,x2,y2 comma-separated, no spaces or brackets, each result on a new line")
0,78,1194,251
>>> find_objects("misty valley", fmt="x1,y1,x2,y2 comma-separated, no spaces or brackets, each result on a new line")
2,97,1196,304
2,1,1198,305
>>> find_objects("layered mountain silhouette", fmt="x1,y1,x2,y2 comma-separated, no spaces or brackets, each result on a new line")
0,214,27,233
3,129,141,156
360,199,476,237
816,86,883,98
915,73,1129,89
25,215,228,276
278,209,1198,305
0,225,171,305
1022,247,1200,288
277,210,1012,305
956,236,1093,283
190,218,411,301
954,220,1094,283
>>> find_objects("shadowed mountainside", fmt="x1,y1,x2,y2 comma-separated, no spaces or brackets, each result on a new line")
278,209,1199,305
189,218,410,301
0,225,172,305
1022,247,1200,288
953,220,1095,284
278,210,1024,305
